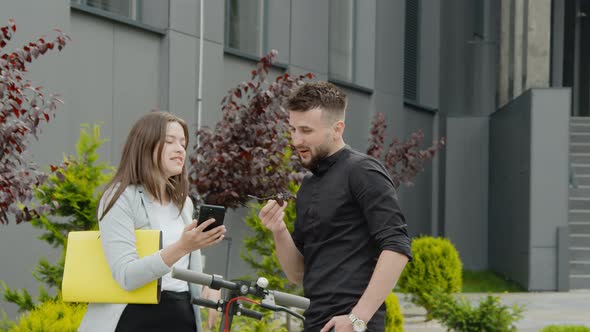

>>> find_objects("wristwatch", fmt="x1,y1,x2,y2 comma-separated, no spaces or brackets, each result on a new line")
347,313,367,332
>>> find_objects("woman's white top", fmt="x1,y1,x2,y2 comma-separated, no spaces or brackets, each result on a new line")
153,201,190,292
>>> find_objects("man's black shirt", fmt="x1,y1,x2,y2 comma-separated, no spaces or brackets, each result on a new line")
291,146,412,331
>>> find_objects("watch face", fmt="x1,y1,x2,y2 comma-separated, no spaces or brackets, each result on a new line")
352,319,366,332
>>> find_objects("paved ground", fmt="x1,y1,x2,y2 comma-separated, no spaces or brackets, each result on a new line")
401,290,590,332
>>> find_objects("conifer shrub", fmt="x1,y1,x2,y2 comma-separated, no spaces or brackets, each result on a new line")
8,299,86,332
397,236,462,315
385,292,404,332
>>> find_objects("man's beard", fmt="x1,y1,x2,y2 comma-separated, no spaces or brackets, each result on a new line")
299,145,331,170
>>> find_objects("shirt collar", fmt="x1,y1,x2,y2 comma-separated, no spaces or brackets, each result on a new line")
311,145,350,176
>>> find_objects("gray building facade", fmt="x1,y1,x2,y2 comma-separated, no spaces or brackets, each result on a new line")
0,0,587,320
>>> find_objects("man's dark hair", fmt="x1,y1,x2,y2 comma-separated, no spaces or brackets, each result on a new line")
285,81,347,121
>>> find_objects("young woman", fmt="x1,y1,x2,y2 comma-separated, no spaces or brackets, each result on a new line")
79,111,225,332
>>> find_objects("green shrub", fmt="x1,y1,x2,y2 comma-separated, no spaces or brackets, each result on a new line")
385,292,403,332
427,291,524,332
397,236,462,314
1,124,113,314
540,326,590,332
9,299,86,332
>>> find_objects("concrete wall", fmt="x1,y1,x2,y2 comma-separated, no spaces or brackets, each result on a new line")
165,0,226,128
373,0,405,136
399,106,437,237
489,89,532,287
528,88,570,290
418,0,441,109
498,0,552,106
489,89,570,290
289,0,329,80
437,0,499,270
445,117,490,270
439,0,499,118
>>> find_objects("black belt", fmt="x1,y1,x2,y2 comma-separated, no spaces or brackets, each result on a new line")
161,291,191,301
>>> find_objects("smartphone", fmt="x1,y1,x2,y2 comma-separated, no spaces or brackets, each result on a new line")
196,204,226,232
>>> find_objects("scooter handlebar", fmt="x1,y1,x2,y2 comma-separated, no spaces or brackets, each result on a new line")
172,267,212,286
270,289,310,310
172,267,310,310
172,267,237,290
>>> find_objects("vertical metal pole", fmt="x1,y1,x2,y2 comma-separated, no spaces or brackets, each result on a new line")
224,237,233,279
197,0,204,147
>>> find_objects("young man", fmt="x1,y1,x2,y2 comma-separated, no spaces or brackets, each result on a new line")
259,81,412,332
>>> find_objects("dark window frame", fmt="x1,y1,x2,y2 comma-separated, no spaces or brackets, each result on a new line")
404,0,420,102
224,0,290,67
70,0,165,35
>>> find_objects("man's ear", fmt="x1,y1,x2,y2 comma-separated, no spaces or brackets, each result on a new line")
333,120,345,140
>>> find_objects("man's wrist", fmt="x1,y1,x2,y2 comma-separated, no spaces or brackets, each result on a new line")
272,223,289,236
348,313,367,332
350,308,370,326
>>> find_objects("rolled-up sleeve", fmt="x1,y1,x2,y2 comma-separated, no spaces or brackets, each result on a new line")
349,158,412,260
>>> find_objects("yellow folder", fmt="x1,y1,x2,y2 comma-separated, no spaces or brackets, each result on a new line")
62,230,162,304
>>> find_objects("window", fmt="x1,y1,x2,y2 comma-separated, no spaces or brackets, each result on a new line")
71,0,141,21
328,0,375,89
329,0,354,83
473,0,486,39
225,0,290,64
227,0,263,56
404,0,420,101
70,0,167,34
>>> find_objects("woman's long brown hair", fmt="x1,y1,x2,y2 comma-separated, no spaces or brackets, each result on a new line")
99,111,190,221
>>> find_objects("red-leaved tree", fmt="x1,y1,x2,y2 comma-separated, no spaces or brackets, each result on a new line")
190,51,444,209
367,112,445,188
0,19,70,224
189,50,311,208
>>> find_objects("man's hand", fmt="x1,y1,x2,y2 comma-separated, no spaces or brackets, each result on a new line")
257,199,305,284
320,315,353,332
258,199,288,234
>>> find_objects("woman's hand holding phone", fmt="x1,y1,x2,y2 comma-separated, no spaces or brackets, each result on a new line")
179,218,226,253
196,204,226,232
160,219,226,267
